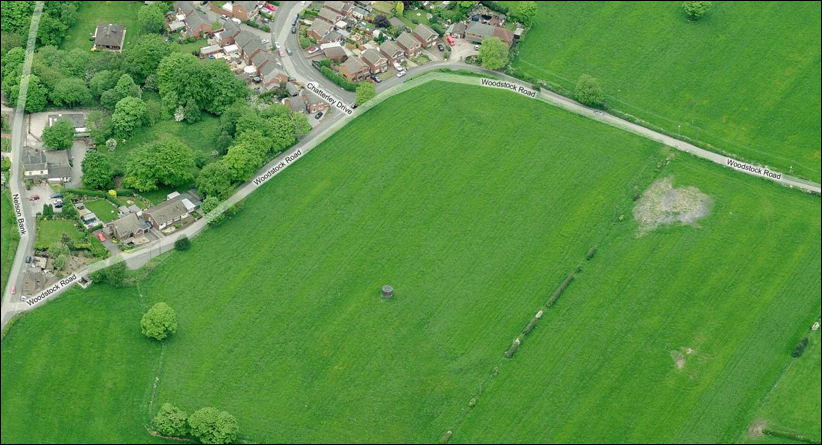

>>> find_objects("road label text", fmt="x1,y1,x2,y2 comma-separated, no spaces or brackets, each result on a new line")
24,273,78,307
480,78,538,99
306,82,354,115
726,158,782,180
253,150,303,186
12,193,26,236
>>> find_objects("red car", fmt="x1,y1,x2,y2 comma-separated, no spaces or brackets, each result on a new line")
28,194,40,201
96,232,107,242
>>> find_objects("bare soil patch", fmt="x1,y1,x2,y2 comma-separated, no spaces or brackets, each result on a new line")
633,176,712,235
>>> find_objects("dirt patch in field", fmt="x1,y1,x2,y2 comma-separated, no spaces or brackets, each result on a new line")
748,420,767,437
670,350,686,369
633,176,712,236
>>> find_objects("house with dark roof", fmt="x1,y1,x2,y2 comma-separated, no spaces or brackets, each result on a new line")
185,10,213,37
45,150,72,183
361,48,387,73
222,0,261,21
318,7,343,24
93,24,126,51
258,55,288,89
307,20,333,41
285,82,300,97
106,213,146,240
47,113,87,138
338,57,369,81
380,40,404,62
321,30,344,45
465,22,494,43
388,17,405,29
323,45,347,62
303,91,330,114
143,198,190,230
23,148,47,179
396,32,422,58
351,5,370,20
284,95,307,114
447,22,466,38
219,19,242,45
412,23,438,48
492,26,514,46
324,1,352,15
236,30,264,62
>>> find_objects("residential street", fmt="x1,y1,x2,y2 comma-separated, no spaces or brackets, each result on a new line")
2,1,819,330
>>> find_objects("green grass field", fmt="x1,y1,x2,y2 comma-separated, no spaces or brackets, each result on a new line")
61,1,142,52
1,81,819,443
745,328,821,443
516,1,821,182
1,191,21,290
84,198,119,223
35,218,83,250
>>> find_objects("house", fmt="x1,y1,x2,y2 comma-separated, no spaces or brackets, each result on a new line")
447,22,466,38
465,22,497,44
23,147,47,179
200,44,222,57
218,0,261,21
185,10,213,37
168,20,186,33
317,7,343,24
388,17,405,29
380,40,404,63
235,30,264,62
307,20,333,41
143,198,190,230
323,45,347,62
258,56,288,89
219,19,242,45
47,113,87,138
106,213,146,240
321,30,344,45
44,150,72,183
302,91,330,114
361,48,387,73
174,0,196,16
324,1,352,16
338,56,369,81
396,32,422,58
412,23,438,48
93,24,126,51
285,82,300,97
492,26,514,46
351,6,370,20
283,95,307,114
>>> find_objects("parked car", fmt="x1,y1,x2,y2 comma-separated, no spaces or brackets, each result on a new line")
291,25,297,34
392,61,403,71
221,14,228,20
200,0,208,5
437,43,445,51
274,41,281,49
286,47,293,55
365,76,376,83
315,112,323,119
262,38,270,44
51,193,61,199
307,46,320,54
25,256,31,263
29,194,40,201
54,200,63,208
474,44,480,50
396,70,407,78
278,47,285,57
370,75,381,83
262,17,270,23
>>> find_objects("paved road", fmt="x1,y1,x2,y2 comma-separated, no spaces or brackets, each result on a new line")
1,1,44,329
3,2,819,328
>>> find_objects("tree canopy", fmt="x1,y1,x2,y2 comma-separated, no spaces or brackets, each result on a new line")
188,407,239,444
508,1,537,26
124,137,196,192
575,74,604,107
140,302,178,341
355,82,377,106
153,403,189,437
42,119,75,150
682,1,712,20
81,150,114,190
125,34,171,83
51,77,91,107
196,162,233,198
479,37,509,70
112,96,148,138
137,3,166,34
157,53,247,117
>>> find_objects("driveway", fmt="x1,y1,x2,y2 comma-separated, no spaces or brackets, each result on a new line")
66,141,88,188
449,39,478,62
26,181,55,216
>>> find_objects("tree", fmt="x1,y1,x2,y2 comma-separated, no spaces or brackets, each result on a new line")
188,407,239,444
87,111,113,146
575,74,604,107
53,254,68,271
1,46,25,82
219,100,249,137
174,235,191,251
201,196,220,214
90,262,126,287
374,15,390,28
682,1,711,21
9,74,48,112
222,144,262,182
138,3,166,34
509,1,537,26
42,119,75,149
124,137,196,191
49,241,69,258
156,53,247,117
196,162,233,198
125,34,171,83
114,73,142,100
51,77,91,107
293,112,311,137
355,81,376,106
140,302,178,341
153,403,189,437
82,150,114,189
184,97,202,123
202,61,248,115
112,96,148,138
395,1,404,15
479,37,508,70
89,70,118,98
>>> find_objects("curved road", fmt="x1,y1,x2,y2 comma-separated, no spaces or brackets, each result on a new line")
2,1,819,329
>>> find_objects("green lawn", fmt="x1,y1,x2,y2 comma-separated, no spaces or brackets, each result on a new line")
35,218,84,250
61,1,142,52
744,328,821,443
453,157,821,443
84,198,119,223
516,1,821,182
1,191,20,290
0,285,168,444
1,81,819,443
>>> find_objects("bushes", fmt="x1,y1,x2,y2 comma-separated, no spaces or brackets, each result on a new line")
791,337,809,358
546,274,575,308
153,403,189,437
504,337,521,358
586,245,598,260
320,66,357,91
174,235,190,251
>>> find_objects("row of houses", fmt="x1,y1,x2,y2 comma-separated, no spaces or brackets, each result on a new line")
23,147,72,183
105,191,200,241
448,21,517,47
171,1,213,37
